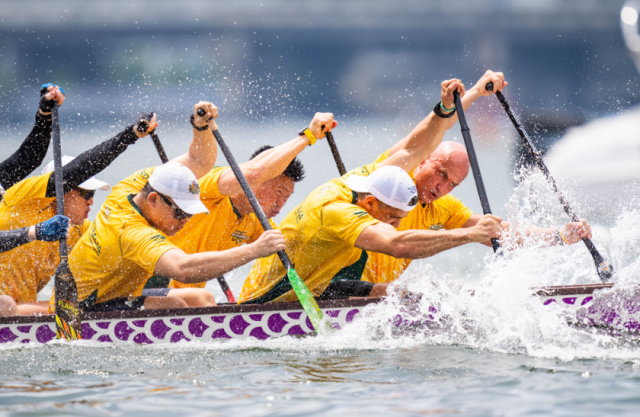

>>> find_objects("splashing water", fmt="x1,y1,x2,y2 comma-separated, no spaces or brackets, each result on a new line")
296,169,640,362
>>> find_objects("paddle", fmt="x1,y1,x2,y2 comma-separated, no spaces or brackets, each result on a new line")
52,101,82,340
199,110,329,333
145,122,237,302
452,91,502,254
486,82,614,282
150,131,169,164
325,131,347,176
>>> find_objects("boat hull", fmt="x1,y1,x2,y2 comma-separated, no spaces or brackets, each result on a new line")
0,299,374,345
0,283,619,345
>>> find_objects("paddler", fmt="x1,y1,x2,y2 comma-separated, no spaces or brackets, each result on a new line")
0,86,70,254
69,161,286,312
0,110,160,316
362,140,593,285
148,112,334,301
0,84,66,194
238,72,507,304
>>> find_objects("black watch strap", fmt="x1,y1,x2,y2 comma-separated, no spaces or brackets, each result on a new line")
190,114,209,131
433,101,456,119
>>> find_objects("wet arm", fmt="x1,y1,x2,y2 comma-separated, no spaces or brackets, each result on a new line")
170,127,218,180
218,134,309,195
0,227,32,253
462,215,558,248
384,91,480,163
154,245,260,284
0,115,52,190
355,222,477,259
45,126,139,197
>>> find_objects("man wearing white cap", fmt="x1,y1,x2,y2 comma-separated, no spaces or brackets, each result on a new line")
238,77,504,303
0,113,158,316
70,162,285,312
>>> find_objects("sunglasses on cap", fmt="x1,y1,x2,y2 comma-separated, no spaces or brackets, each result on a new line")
408,195,419,206
74,188,95,201
156,192,193,221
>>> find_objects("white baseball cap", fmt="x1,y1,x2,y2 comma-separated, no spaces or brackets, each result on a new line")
148,161,209,215
42,156,111,191
347,166,418,212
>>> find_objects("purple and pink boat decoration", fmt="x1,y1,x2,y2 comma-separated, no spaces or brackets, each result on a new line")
0,283,634,345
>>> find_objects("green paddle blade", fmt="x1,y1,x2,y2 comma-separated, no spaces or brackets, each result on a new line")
54,259,82,340
287,268,332,334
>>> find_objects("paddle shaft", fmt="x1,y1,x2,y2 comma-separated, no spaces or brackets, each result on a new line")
486,83,613,281
52,103,67,257
52,101,82,339
325,131,347,176
453,91,501,253
150,131,169,164
150,126,237,302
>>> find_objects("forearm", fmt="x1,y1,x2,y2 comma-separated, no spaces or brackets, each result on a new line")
500,222,558,248
0,115,51,190
390,228,475,259
172,245,259,284
45,126,138,197
171,127,218,180
246,135,308,182
384,111,451,172
0,227,32,253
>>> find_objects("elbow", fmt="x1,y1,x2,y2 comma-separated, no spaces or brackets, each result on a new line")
170,259,193,283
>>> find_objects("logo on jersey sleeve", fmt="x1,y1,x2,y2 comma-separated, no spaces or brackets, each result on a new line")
353,209,368,218
149,234,167,243
231,230,249,244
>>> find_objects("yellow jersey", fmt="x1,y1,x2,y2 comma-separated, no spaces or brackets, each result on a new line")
361,149,473,284
71,173,178,305
238,164,381,304
166,167,269,290
0,173,90,302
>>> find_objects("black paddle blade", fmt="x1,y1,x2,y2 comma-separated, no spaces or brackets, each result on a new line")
54,259,82,340
584,239,614,282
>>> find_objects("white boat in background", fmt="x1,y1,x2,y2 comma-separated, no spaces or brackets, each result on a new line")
544,109,640,221
544,2,640,222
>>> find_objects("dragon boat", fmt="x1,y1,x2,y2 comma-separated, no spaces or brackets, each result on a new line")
0,282,632,345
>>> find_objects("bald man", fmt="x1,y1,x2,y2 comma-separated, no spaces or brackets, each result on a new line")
361,141,593,284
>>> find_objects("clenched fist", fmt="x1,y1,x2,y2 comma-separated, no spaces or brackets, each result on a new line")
252,230,286,258
470,214,503,244
440,79,466,111
560,219,592,245
194,101,218,130
308,112,338,140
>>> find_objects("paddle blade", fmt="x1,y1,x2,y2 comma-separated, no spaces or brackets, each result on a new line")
54,260,82,340
287,268,332,334
593,255,614,283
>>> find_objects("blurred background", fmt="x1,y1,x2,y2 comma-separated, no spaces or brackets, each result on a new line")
1,0,639,297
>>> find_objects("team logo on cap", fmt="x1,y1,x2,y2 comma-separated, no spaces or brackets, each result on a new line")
188,181,200,195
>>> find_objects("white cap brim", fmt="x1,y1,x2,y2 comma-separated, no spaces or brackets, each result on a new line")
78,177,111,191
172,198,209,215
347,175,370,193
